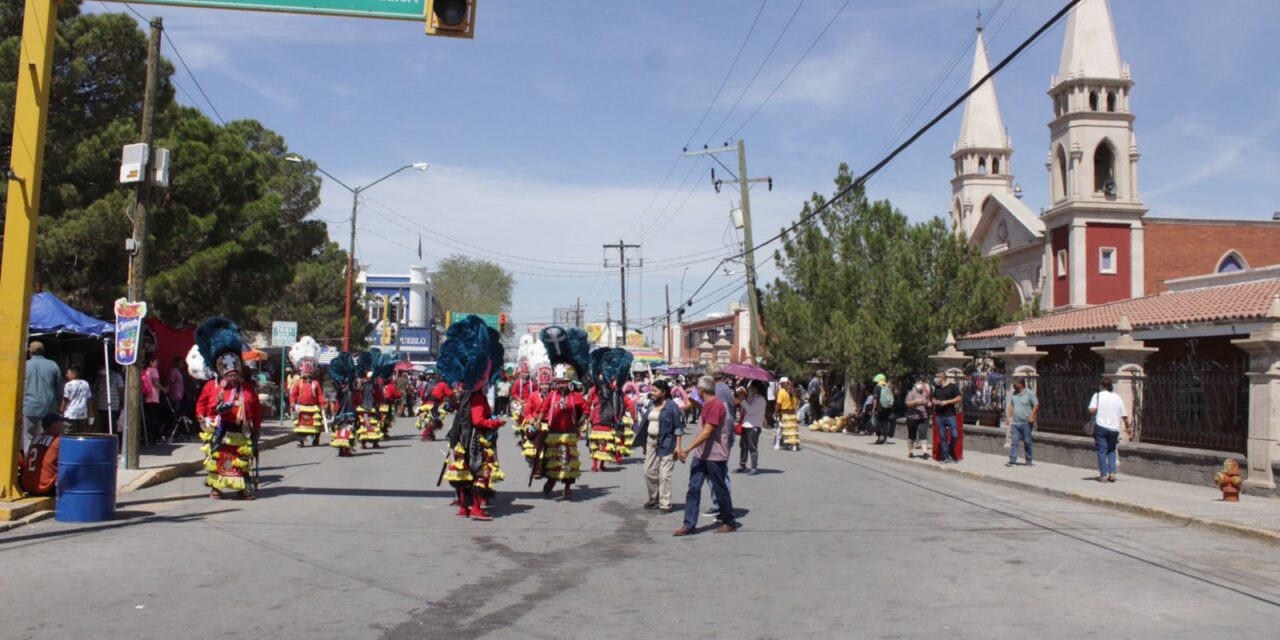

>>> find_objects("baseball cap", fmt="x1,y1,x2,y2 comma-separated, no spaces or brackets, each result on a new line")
873,373,887,384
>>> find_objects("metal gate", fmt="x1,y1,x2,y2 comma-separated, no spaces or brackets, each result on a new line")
1134,344,1248,453
1035,359,1100,437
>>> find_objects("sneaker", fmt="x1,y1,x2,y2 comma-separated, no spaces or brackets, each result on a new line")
1107,474,1117,483
733,467,747,474
908,453,914,459
1025,462,1034,467
747,468,758,476
1006,462,1017,467
673,526,693,537
659,506,675,514
703,508,719,517
643,501,658,510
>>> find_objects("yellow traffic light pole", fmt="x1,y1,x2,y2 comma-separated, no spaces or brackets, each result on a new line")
1,0,60,501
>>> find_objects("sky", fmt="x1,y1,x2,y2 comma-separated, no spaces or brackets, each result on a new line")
92,0,1280,343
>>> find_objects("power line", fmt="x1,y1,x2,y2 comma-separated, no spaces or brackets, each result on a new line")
674,0,1083,320
704,0,807,145
121,3,227,125
684,0,770,148
728,0,853,139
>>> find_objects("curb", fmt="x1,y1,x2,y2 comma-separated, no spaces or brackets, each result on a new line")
806,436,1280,547
0,432,296,534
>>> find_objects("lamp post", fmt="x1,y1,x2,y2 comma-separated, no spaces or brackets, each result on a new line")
285,156,428,351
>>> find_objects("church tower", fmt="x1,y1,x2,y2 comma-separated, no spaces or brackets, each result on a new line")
950,24,1013,239
1042,0,1146,309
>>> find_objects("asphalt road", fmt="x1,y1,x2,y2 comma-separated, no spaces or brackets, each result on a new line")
4,416,1280,639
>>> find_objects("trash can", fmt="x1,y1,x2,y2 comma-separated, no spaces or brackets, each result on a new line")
56,434,118,523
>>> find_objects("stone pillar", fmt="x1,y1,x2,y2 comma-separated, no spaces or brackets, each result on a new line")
929,330,972,385
999,323,1046,446
1069,219,1087,308
1231,295,1280,491
1090,315,1155,442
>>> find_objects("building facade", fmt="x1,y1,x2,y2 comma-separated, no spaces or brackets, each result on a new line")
664,303,754,367
356,264,444,363
954,0,1280,314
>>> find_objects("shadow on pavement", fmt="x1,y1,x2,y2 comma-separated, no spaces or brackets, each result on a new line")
117,493,210,508
499,485,612,503
0,508,240,546
265,486,455,499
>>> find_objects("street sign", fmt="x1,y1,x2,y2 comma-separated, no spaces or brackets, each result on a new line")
117,0,426,21
271,321,298,347
444,312,502,331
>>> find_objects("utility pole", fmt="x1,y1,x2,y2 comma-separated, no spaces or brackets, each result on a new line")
683,141,771,362
602,239,640,347
124,18,163,470
664,284,671,363
605,302,612,346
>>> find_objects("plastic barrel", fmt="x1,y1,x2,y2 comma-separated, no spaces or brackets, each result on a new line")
56,435,118,523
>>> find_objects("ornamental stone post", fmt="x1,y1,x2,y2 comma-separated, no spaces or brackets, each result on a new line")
929,330,971,384
1090,315,1155,443
1231,294,1280,491
1000,323,1047,446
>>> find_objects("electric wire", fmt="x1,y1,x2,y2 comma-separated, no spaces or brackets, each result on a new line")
121,2,228,125
671,0,1083,322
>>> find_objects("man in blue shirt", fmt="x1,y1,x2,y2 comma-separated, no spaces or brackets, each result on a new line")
23,341,62,452
1005,379,1039,467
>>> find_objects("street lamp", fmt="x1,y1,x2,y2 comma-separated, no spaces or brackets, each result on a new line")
285,155,429,351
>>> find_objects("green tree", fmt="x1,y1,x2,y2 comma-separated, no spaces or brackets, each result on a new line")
762,163,1007,384
433,255,513,317
2,4,349,339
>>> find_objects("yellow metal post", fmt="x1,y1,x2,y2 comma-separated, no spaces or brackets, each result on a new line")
1,0,61,500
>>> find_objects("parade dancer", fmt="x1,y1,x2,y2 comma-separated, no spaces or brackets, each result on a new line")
520,370,552,464
587,347,634,472
377,355,400,438
439,315,506,521
289,336,324,447
328,353,357,456
418,373,454,440
531,326,592,498
192,318,261,500
354,351,384,449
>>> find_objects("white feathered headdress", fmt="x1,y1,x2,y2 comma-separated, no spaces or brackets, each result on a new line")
289,336,321,375
186,344,214,381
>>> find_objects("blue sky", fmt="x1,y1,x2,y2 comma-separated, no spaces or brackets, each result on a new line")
95,0,1280,341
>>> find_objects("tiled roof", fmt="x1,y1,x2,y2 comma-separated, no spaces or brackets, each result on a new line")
965,278,1280,340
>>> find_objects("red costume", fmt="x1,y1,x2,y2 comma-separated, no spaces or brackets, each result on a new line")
197,379,262,494
290,377,325,443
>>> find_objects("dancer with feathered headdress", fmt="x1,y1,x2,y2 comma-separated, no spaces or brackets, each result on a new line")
375,351,400,438
288,336,324,447
527,326,590,499
328,352,358,456
193,318,262,500
354,349,385,448
586,347,635,472
439,315,507,520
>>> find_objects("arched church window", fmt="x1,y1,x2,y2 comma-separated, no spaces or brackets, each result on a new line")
1217,251,1247,273
1094,141,1116,195
978,157,987,175
992,157,1000,175
1055,145,1068,201
1106,91,1117,112
1089,90,1099,111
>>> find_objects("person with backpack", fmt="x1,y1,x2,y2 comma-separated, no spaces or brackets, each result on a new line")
872,374,895,445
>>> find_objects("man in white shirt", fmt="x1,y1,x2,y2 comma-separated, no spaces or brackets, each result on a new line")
60,365,93,434
1087,378,1131,483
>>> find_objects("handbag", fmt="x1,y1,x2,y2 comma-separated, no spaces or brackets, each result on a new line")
1082,418,1096,436
733,422,744,436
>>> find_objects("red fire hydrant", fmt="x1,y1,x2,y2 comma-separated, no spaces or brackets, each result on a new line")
1214,458,1243,503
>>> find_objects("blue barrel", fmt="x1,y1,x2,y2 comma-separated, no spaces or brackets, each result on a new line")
56,435,118,523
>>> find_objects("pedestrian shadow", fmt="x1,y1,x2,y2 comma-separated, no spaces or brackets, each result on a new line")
500,485,612,503
493,504,535,519
116,493,210,508
259,462,323,472
265,486,455,499
743,468,784,475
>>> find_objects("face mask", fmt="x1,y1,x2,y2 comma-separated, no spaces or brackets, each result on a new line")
914,383,923,391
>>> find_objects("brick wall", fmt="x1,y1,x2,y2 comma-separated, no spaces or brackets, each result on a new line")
1144,219,1280,293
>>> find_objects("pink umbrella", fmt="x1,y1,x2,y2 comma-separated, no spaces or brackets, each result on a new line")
394,360,416,372
721,362,774,382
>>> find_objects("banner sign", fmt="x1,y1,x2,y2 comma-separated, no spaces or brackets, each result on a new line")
271,321,298,348
113,298,147,366
445,312,501,331
115,0,426,21
398,327,433,348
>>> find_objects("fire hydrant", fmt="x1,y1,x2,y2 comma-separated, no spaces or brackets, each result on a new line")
1213,458,1243,503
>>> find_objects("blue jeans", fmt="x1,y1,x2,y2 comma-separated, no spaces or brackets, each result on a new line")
683,458,734,529
1094,428,1119,476
710,471,732,511
937,415,958,460
1009,422,1032,463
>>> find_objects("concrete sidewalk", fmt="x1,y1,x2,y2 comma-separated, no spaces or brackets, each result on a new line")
1,424,296,529
800,426,1280,545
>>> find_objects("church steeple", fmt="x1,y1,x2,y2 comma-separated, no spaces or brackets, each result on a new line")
950,25,1013,239
1057,0,1125,82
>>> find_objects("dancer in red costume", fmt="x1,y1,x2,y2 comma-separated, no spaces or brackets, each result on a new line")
439,315,507,521
288,336,324,447
192,318,262,500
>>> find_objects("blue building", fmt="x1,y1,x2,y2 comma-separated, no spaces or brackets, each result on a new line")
357,265,444,364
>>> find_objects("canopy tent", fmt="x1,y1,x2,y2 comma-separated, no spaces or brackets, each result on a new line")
625,347,665,365
29,292,113,337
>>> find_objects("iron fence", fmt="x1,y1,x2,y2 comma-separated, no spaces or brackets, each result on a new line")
962,368,1007,426
1133,358,1248,453
1035,361,1099,436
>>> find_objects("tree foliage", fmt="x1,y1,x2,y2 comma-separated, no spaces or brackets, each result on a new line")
432,255,513,318
2,4,351,338
761,163,1008,381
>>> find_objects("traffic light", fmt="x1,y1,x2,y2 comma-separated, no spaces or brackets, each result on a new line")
498,313,507,333
425,0,476,39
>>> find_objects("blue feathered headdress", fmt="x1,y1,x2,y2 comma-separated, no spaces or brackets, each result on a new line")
376,351,398,379
595,347,633,385
329,352,355,385
438,315,503,391
541,325,591,380
195,317,243,374
356,349,376,379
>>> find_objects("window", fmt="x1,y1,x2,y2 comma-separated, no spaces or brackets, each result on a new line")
1099,247,1117,274
1055,145,1069,201
1106,91,1117,112
1089,90,1099,111
992,157,1000,175
1094,141,1116,195
1056,250,1068,278
1217,251,1247,273
978,157,987,175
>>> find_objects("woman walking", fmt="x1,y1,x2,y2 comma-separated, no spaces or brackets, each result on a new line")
776,377,800,451
1088,378,1131,482
633,379,683,513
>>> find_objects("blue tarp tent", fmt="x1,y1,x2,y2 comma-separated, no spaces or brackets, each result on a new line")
29,292,113,337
